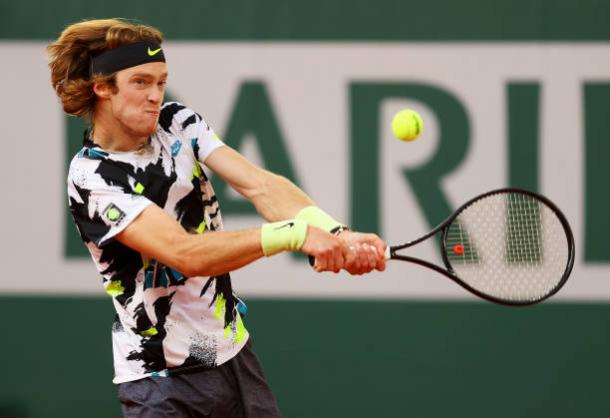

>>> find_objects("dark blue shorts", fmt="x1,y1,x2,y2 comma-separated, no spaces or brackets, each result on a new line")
118,338,280,418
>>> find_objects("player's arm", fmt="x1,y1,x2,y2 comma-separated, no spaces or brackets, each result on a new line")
114,203,346,277
204,145,313,221
204,146,386,273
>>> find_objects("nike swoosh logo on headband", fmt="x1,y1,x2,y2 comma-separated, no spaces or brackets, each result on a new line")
147,47,162,56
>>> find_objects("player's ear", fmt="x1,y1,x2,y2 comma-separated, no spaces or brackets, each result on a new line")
93,81,112,99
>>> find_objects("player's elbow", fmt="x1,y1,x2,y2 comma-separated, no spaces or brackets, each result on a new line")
163,235,204,278
165,233,233,278
173,257,198,279
170,248,215,278
178,260,223,279
169,247,205,278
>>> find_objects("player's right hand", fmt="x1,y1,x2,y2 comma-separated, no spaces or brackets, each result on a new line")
301,226,346,273
337,231,387,275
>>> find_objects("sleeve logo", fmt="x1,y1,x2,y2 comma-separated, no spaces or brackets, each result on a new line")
103,203,126,225
171,139,182,157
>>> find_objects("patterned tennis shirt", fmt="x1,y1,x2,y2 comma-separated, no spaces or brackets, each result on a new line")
67,102,248,384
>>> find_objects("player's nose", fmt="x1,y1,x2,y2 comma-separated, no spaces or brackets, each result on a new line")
148,88,163,104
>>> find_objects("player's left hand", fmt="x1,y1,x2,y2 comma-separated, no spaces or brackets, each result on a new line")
337,230,387,275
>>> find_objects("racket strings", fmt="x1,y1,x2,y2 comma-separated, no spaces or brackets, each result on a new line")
444,192,569,302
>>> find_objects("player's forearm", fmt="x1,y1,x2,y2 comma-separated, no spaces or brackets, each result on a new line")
117,203,311,278
172,229,264,277
249,172,315,221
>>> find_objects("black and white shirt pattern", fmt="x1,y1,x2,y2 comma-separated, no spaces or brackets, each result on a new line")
67,102,248,384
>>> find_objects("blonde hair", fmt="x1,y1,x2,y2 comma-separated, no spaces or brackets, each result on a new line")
47,18,163,120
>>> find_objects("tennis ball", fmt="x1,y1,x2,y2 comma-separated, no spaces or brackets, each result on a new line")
391,109,424,141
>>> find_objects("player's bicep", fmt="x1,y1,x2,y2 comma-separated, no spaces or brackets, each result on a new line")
115,204,192,271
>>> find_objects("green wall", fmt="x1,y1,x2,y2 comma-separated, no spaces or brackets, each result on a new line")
1,297,609,418
3,0,610,40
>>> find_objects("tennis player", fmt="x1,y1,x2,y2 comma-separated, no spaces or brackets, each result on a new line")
48,18,386,418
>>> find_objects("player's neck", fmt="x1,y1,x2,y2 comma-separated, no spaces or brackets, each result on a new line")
91,111,150,153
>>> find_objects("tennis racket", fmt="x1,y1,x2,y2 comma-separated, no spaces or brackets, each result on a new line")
379,188,574,306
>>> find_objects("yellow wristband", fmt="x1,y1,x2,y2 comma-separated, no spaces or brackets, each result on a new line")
260,219,308,256
295,206,345,233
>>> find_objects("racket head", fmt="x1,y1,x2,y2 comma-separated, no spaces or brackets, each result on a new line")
437,188,574,305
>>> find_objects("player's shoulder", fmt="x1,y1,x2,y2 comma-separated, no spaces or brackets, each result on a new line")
67,147,108,186
69,146,108,168
159,101,208,135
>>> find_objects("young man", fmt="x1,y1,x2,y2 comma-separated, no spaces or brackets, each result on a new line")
48,18,386,417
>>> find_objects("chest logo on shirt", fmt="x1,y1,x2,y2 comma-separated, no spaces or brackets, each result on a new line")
103,203,126,225
171,140,182,157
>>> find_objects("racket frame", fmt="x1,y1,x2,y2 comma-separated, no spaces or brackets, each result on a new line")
389,188,575,306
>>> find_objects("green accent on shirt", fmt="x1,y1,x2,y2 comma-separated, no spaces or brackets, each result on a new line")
214,294,226,321
140,327,158,337
191,161,202,181
133,182,145,194
196,220,206,234
105,281,125,297
234,315,247,343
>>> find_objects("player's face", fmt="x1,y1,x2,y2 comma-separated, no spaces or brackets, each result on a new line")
110,62,168,138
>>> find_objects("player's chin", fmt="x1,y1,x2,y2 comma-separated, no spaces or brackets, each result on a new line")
140,116,159,135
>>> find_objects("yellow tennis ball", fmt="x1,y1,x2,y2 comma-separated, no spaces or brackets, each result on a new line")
391,109,424,141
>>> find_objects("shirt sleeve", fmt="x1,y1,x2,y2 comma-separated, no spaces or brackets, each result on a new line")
67,158,153,248
189,114,225,163
160,102,225,163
